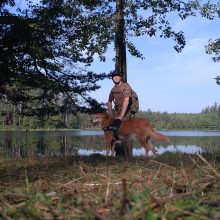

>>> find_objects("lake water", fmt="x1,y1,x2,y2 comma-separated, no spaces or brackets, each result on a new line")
0,130,220,158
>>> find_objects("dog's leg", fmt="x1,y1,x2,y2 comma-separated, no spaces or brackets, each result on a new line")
139,136,157,156
147,140,157,156
106,139,111,156
144,145,149,156
111,139,116,156
139,137,150,156
105,131,113,156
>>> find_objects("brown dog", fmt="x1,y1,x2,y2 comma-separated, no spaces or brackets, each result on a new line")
92,112,169,156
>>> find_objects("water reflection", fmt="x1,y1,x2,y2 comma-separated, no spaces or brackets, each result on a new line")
0,130,220,158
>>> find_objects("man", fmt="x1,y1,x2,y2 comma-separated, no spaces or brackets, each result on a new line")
108,71,135,131
107,71,136,156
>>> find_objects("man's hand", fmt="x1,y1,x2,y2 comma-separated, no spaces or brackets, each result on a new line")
108,119,122,131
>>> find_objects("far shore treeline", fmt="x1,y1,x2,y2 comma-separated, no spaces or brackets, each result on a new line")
1,100,220,131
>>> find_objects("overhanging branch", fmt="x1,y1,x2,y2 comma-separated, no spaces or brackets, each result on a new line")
0,16,36,24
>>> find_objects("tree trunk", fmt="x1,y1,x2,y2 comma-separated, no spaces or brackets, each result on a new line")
115,0,127,82
115,0,132,156
63,110,68,127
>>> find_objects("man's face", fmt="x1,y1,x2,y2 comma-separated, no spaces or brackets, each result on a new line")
112,75,122,85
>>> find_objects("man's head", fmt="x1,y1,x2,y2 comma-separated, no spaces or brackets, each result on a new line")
111,71,122,85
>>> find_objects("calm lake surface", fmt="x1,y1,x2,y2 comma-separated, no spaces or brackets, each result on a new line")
0,130,220,158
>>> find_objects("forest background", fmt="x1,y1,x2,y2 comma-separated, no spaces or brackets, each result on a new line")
1,100,220,131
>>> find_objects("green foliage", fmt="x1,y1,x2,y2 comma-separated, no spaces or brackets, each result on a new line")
1,0,219,116
137,102,220,131
0,0,108,114
206,39,220,63
202,2,220,84
1,100,220,130
206,38,220,84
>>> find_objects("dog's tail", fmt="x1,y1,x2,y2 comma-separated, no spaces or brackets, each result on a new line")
150,131,170,142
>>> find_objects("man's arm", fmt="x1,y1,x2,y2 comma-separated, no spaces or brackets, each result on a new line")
118,97,129,120
108,89,114,115
107,101,113,115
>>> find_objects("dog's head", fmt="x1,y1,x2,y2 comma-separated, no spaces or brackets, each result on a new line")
91,112,108,126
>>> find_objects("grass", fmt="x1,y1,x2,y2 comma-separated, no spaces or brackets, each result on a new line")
0,152,220,219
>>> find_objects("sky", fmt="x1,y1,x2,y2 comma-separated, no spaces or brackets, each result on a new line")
12,0,220,114
88,14,220,114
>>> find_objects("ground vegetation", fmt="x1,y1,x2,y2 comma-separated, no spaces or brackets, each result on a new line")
0,153,220,219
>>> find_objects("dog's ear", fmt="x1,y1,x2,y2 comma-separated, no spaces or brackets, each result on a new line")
104,112,109,117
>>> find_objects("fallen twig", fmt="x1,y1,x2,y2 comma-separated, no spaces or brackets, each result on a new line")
196,153,220,178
